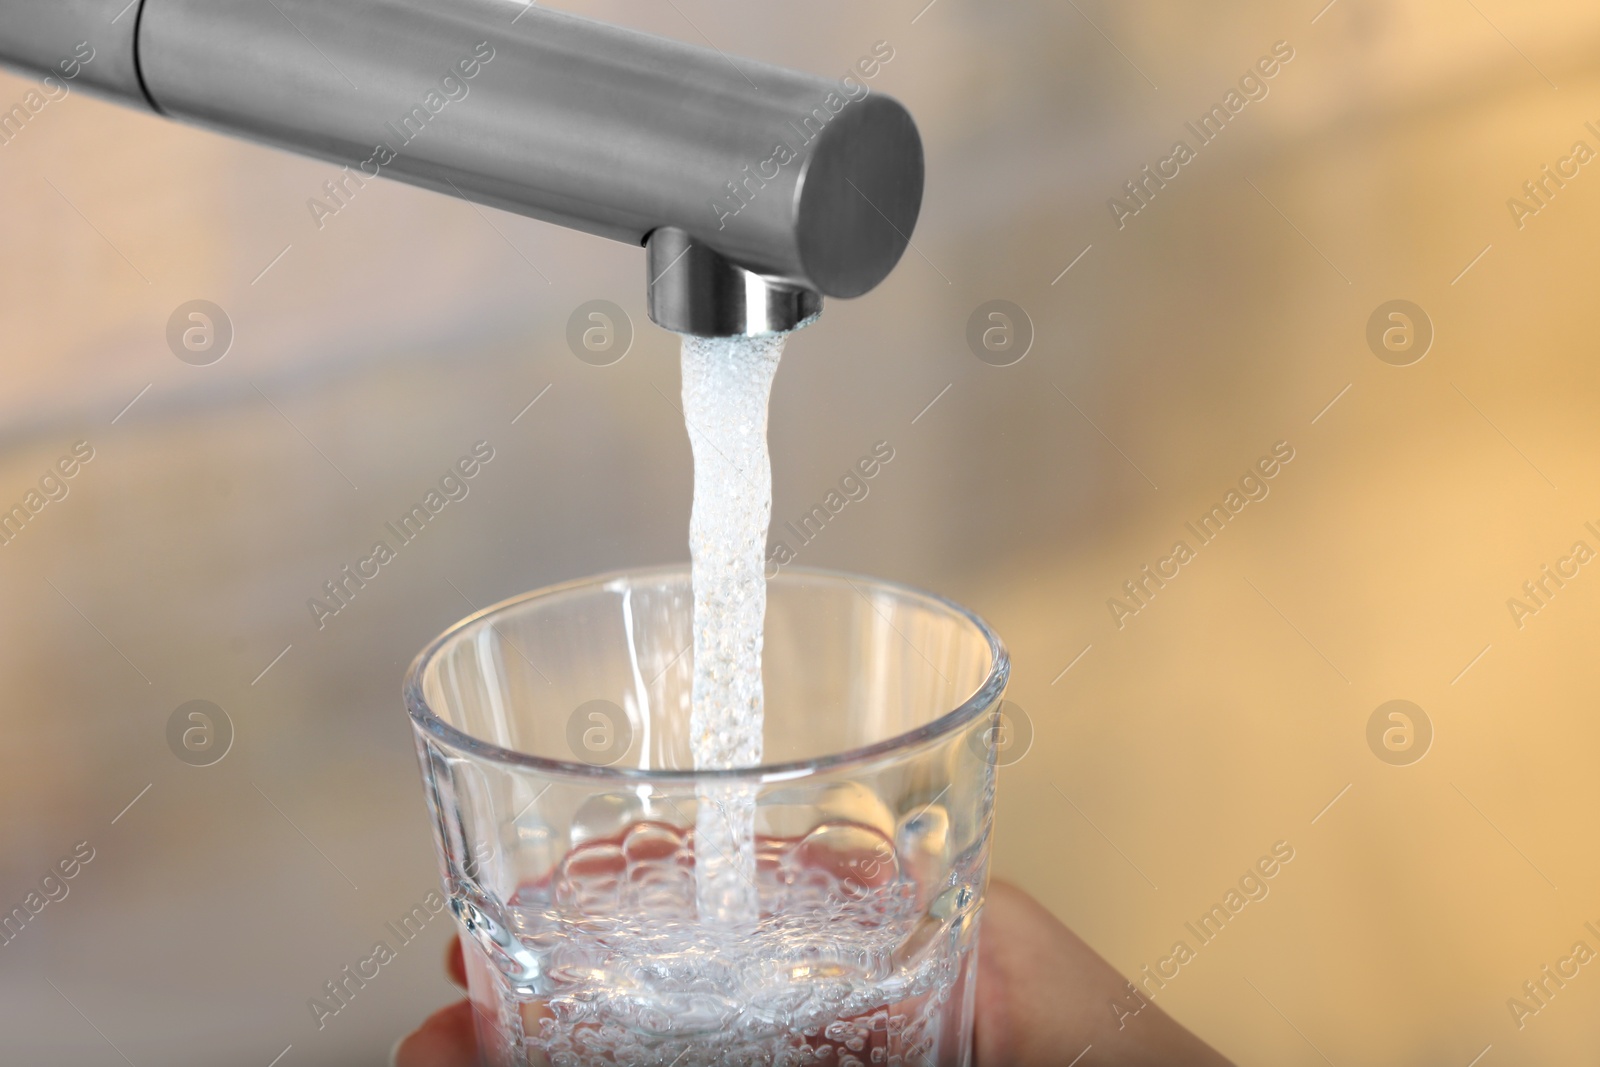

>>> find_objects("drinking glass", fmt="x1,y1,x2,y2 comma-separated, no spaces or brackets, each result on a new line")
405,566,1009,1066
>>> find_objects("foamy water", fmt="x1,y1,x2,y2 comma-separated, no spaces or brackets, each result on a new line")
679,332,786,924
505,819,972,1067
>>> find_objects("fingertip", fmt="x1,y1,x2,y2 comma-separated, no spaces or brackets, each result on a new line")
447,934,468,989
394,999,477,1067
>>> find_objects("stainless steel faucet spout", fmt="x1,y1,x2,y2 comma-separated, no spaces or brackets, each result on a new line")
0,0,925,337
647,229,822,337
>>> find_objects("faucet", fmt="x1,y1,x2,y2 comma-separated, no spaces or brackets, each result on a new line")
0,0,924,337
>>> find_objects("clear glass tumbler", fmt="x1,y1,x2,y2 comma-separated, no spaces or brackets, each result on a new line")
405,566,1009,1067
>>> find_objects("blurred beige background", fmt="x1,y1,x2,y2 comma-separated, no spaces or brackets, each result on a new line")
4,0,1600,1063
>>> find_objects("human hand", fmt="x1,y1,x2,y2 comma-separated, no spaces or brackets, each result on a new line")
394,880,1233,1066
971,881,1233,1065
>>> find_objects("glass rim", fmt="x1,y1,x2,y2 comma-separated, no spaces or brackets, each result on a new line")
403,564,1010,785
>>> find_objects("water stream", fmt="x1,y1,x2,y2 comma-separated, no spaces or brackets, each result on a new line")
678,331,787,924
